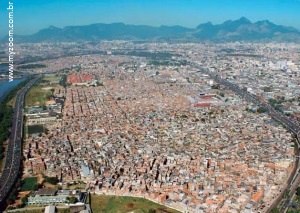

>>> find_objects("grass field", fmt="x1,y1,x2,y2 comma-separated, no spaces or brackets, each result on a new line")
43,76,61,82
68,183,87,190
20,177,38,191
90,194,180,213
43,182,58,189
27,125,45,135
25,85,53,107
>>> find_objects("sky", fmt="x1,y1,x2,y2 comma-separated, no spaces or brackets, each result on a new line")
0,0,300,37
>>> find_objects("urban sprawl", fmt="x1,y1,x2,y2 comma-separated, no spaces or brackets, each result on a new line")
1,41,300,213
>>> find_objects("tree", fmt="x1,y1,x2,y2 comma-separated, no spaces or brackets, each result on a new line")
270,207,280,213
263,87,271,92
21,196,28,205
257,107,267,113
44,176,59,185
96,81,104,86
296,187,300,196
32,183,38,191
67,196,78,204
211,85,220,89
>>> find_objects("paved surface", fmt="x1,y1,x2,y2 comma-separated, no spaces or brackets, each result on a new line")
199,67,300,135
198,67,300,212
0,76,40,206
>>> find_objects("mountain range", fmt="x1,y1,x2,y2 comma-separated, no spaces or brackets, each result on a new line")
9,17,300,42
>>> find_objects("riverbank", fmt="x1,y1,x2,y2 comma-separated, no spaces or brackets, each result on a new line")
0,78,27,101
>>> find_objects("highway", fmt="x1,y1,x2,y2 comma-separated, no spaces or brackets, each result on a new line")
198,67,300,212
198,67,300,135
0,76,40,206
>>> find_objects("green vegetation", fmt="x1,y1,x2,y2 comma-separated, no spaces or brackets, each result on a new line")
287,210,300,213
148,59,188,66
66,183,86,190
268,97,286,112
18,63,47,70
57,208,70,213
27,125,45,135
60,74,67,88
297,187,300,197
66,196,78,204
25,75,63,107
86,192,90,204
25,85,53,107
218,92,225,97
7,177,24,205
43,75,61,83
257,107,268,113
21,195,29,206
44,176,59,185
0,102,13,159
20,177,38,191
96,81,104,86
263,86,272,92
294,187,300,207
91,194,180,213
40,79,50,84
245,108,256,113
270,207,280,213
211,84,220,89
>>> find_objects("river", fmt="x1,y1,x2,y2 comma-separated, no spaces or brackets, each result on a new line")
0,77,27,101
0,63,8,72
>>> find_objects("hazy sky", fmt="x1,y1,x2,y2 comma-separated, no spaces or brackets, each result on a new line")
0,0,300,37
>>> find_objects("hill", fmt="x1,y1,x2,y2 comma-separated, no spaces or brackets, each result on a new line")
7,17,300,42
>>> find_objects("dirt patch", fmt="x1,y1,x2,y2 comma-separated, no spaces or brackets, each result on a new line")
157,208,173,213
126,202,135,208
37,173,44,185
13,191,31,208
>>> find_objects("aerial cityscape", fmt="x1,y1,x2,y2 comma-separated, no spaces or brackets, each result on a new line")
0,1,300,213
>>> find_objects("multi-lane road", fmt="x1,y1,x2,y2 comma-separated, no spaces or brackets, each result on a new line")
199,67,300,135
198,67,300,212
0,76,40,206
